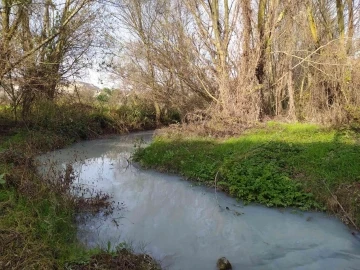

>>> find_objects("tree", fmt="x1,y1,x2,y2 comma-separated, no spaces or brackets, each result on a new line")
109,0,360,125
0,0,98,119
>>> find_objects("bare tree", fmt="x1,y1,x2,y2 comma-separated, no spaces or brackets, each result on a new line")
108,0,360,125
0,0,98,119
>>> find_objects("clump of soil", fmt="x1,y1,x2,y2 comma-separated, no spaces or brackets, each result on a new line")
217,257,232,270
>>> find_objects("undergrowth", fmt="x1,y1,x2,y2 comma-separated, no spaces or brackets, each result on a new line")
0,151,103,269
134,122,360,228
0,101,165,269
70,246,160,270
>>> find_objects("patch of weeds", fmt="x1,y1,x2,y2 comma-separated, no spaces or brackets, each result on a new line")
69,247,160,270
220,143,320,209
135,122,360,228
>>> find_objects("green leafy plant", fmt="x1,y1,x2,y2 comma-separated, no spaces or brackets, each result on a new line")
135,122,360,225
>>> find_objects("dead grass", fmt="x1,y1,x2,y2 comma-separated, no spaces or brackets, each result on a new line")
70,249,160,270
333,182,360,227
158,115,255,139
0,229,55,269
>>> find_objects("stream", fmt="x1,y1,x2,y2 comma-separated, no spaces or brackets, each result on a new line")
38,131,360,270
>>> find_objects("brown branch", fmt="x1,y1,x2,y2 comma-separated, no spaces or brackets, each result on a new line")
0,0,91,80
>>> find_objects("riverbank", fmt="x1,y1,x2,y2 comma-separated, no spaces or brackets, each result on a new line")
0,105,162,269
134,122,360,229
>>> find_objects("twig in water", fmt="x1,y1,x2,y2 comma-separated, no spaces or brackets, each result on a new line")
87,127,100,137
124,156,131,170
214,171,220,207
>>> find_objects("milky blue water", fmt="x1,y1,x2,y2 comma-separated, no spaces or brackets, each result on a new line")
38,131,360,270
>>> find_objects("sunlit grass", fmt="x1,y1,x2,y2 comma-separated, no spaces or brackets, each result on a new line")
135,122,360,227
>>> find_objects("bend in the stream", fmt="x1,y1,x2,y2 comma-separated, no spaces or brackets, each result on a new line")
37,131,360,270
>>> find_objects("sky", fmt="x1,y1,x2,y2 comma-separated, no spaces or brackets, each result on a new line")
82,68,118,89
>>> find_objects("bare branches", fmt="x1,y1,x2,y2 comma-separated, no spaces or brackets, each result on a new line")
0,0,92,80
0,0,99,120
39,0,360,125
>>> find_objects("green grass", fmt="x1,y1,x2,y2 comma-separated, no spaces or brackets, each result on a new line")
0,101,166,269
0,187,86,267
134,122,360,227
0,134,96,269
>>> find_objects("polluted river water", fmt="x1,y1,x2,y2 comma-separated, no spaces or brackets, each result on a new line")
37,131,360,270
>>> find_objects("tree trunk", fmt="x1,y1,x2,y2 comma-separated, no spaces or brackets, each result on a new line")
336,0,345,37
154,101,161,126
287,61,296,120
346,0,354,53
240,0,252,72
255,0,268,120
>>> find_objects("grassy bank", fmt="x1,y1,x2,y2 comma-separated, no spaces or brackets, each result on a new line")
0,103,164,269
134,122,360,229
